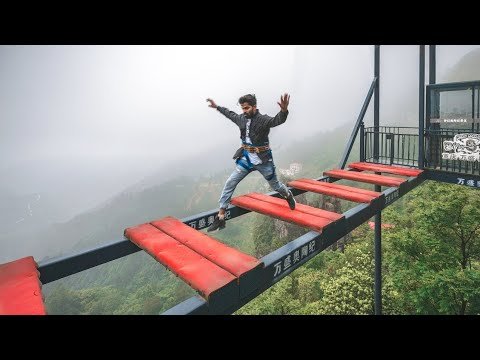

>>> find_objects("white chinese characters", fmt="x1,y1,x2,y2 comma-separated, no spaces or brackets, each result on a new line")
457,177,480,187
190,210,232,229
385,190,399,205
273,240,316,278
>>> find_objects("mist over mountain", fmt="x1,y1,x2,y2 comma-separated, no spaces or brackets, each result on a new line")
0,140,234,263
2,121,353,264
2,45,479,265
376,46,480,128
442,48,480,82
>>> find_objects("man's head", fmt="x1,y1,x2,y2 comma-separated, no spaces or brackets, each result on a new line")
239,94,257,118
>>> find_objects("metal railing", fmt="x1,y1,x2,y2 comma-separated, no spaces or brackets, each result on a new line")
361,126,480,176
363,127,419,167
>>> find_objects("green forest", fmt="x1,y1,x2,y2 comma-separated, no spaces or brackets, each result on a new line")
237,181,480,315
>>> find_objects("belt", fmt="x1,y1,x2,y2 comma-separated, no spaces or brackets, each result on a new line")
242,144,270,153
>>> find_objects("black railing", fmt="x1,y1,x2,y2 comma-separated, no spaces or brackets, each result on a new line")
362,126,480,176
364,127,419,167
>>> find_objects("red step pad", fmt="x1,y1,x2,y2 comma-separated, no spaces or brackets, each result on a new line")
231,192,343,233
150,216,262,279
348,162,423,177
246,193,342,220
0,256,46,315
125,223,237,301
324,169,405,187
288,178,381,203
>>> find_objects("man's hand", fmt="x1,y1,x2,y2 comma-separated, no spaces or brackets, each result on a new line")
206,98,218,109
277,93,290,112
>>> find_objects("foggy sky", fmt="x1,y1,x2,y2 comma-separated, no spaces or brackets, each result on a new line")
0,45,373,207
0,45,479,251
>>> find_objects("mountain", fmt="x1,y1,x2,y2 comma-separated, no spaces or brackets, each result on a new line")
0,139,235,263
443,48,480,82
380,47,480,128
0,190,73,263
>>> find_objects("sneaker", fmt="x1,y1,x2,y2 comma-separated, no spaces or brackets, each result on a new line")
285,190,296,210
207,215,226,232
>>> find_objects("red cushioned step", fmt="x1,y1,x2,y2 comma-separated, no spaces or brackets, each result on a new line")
324,169,405,187
246,193,342,220
348,162,423,177
288,178,381,203
125,223,237,301
0,256,46,315
150,216,262,279
231,192,343,233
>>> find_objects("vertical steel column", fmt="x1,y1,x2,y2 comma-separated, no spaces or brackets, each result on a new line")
477,86,479,133
373,45,382,315
360,122,365,162
477,86,479,119
374,210,381,315
472,88,476,132
429,45,436,84
426,45,436,168
419,45,425,168
425,85,431,167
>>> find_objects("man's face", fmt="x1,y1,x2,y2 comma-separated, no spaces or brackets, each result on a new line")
241,102,257,118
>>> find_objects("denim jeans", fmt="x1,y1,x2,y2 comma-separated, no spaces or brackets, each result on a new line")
218,160,289,209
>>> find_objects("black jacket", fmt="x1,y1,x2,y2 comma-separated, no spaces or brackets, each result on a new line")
216,106,289,163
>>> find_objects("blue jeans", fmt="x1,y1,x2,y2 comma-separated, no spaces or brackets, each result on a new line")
218,160,289,209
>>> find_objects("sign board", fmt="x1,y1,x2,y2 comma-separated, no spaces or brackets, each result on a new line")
442,133,480,162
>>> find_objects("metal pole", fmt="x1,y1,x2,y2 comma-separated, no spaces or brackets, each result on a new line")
477,85,479,119
374,210,381,315
373,45,382,315
360,122,365,162
419,45,425,168
429,45,436,85
426,45,436,168
425,85,431,168
472,88,475,132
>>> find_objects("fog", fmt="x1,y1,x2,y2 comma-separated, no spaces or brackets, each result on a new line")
0,45,478,262
0,45,372,216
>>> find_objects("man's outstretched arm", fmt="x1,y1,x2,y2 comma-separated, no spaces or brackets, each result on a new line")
265,93,290,127
206,98,242,125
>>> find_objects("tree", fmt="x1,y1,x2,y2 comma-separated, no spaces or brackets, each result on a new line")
315,241,375,314
46,285,84,315
383,181,480,314
236,273,302,315
251,213,277,258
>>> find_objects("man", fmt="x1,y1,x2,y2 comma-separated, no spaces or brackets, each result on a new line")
206,93,296,232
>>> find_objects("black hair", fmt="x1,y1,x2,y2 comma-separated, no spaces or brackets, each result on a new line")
238,94,257,106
